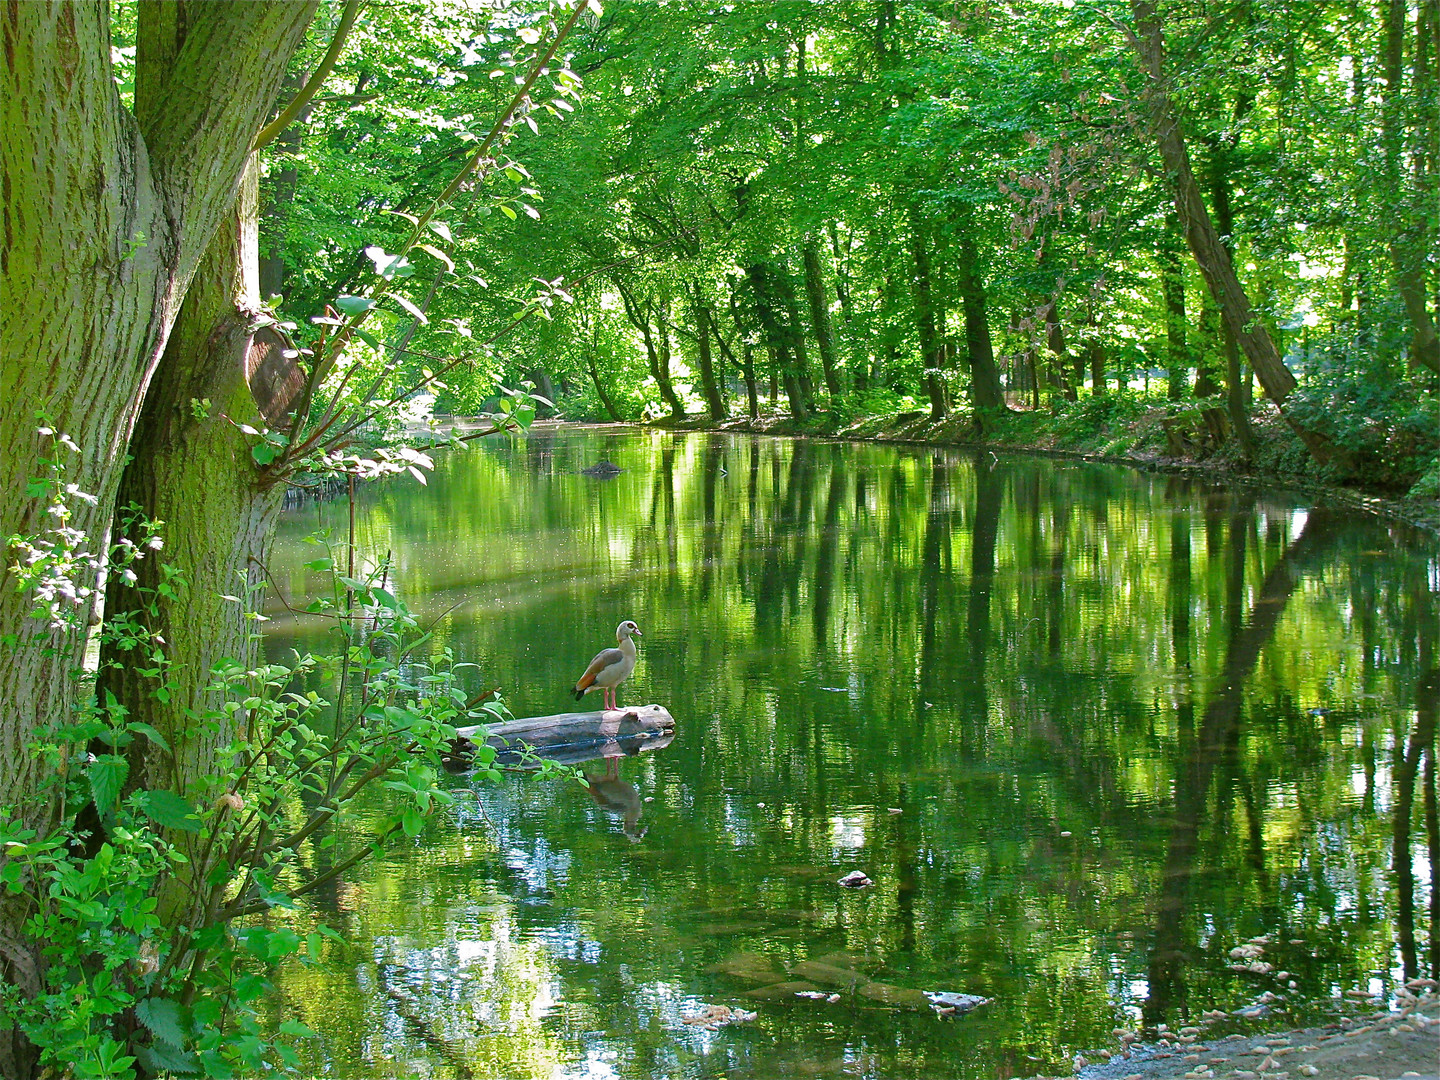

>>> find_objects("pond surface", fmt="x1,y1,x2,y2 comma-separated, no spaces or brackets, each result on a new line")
263,425,1438,1079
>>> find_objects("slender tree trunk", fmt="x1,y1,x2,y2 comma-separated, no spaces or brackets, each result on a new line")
776,266,818,406
1381,0,1440,373
652,290,685,419
725,290,760,419
802,242,843,398
954,206,1005,414
1130,0,1345,470
1039,300,1078,402
690,288,726,420
1196,295,1233,444
1205,122,1257,457
908,211,948,419
746,263,809,421
1161,216,1190,399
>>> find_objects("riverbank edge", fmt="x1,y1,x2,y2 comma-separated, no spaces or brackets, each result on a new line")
621,410,1440,537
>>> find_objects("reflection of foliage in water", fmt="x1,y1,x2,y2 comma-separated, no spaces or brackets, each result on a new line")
264,428,1438,1079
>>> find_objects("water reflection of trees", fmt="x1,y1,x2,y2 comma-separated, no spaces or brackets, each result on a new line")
265,430,1439,1078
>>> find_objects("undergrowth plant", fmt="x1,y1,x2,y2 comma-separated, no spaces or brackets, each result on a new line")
1,426,523,1079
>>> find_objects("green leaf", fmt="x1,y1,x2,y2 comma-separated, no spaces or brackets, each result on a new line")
427,220,454,243
390,293,429,324
267,928,302,959
415,243,455,273
353,328,383,350
278,1019,316,1039
136,997,186,1049
251,442,280,467
137,789,203,833
334,295,375,316
499,203,518,221
127,728,170,754
89,754,129,811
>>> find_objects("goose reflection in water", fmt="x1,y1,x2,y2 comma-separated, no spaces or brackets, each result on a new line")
583,750,647,842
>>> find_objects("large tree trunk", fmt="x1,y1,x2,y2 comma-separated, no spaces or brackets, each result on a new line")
0,0,316,826
99,159,286,867
0,5,317,1075
1130,0,1345,471
802,242,843,399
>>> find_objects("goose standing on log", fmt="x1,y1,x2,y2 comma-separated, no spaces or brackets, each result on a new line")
573,620,642,711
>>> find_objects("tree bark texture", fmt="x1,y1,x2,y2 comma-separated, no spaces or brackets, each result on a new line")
1130,0,1344,470
0,6,316,1075
101,160,287,800
0,0,317,831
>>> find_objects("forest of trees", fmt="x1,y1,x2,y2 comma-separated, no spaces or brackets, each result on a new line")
0,1,1435,1077
255,0,1438,491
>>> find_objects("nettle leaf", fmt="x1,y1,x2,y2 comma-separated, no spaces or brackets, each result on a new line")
89,754,129,811
136,997,186,1049
334,295,375,317
138,789,203,833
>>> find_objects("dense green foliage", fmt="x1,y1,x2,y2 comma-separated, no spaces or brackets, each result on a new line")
260,0,1438,492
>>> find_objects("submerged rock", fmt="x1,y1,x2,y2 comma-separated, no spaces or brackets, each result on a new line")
741,979,824,1001
837,870,872,888
704,952,786,984
788,959,870,989
859,983,932,1009
581,459,623,478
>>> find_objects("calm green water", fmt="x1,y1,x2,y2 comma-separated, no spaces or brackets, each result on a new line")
262,425,1438,1079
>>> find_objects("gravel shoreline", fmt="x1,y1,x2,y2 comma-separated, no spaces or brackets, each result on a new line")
1041,988,1440,1080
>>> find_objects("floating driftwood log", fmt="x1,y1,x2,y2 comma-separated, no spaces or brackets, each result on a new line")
450,704,675,768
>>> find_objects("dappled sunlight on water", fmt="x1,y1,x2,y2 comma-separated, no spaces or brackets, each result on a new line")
263,427,1438,1079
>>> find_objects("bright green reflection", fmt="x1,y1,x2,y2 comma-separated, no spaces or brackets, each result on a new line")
262,426,1439,1079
